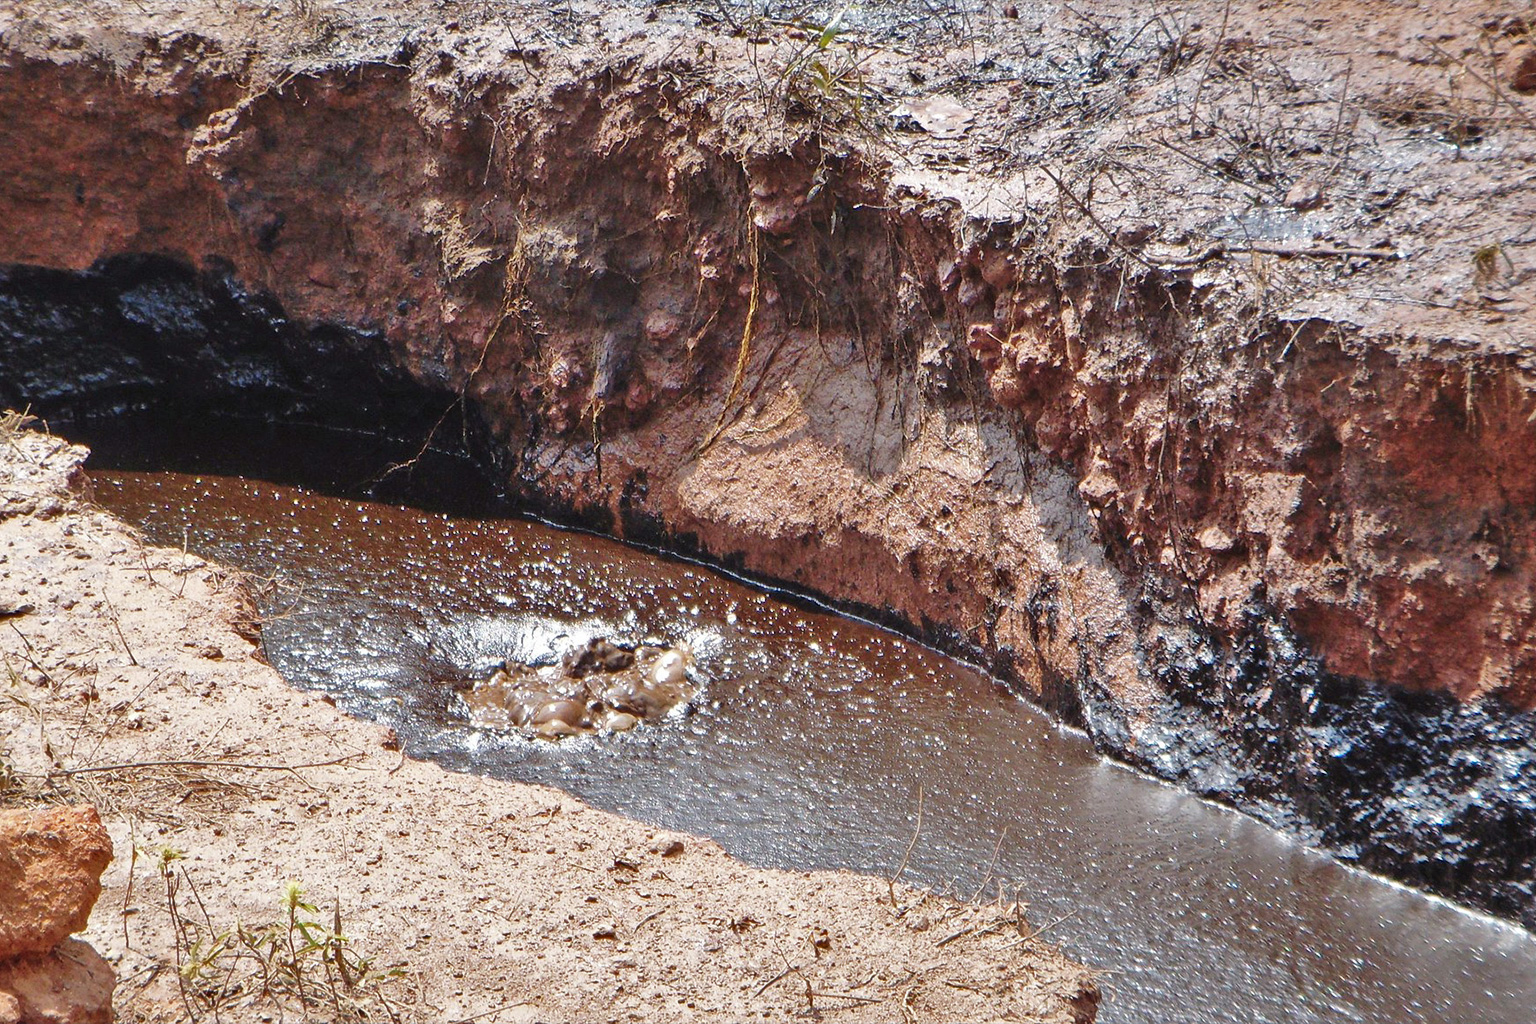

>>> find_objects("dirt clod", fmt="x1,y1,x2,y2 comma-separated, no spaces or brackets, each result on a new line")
0,939,114,1024
0,807,112,960
1504,43,1536,92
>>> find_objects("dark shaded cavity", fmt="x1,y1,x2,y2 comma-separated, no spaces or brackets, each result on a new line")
0,254,504,512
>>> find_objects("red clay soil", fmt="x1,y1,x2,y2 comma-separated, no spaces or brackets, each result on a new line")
2,0,1536,923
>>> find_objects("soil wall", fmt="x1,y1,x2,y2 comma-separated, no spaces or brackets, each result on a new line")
4,0,1535,926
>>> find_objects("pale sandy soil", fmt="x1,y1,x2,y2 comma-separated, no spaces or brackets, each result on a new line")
0,424,1099,1024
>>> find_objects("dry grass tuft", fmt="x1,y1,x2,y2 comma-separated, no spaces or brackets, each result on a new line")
0,407,39,443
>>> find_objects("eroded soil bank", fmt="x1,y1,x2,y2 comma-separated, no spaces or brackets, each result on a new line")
3,0,1536,927
0,427,1101,1021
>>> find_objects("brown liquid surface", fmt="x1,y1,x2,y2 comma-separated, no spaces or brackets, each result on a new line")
90,462,1536,1024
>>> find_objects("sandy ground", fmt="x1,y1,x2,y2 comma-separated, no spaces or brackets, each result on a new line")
0,421,1099,1023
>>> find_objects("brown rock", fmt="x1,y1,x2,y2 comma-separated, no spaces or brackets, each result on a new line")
1284,178,1325,211
1505,44,1536,93
0,938,115,1024
966,323,1004,371
0,807,112,960
1197,524,1237,553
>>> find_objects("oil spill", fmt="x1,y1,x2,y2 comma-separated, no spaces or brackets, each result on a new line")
75,425,1536,1024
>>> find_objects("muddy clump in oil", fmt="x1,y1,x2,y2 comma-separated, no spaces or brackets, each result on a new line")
456,638,697,740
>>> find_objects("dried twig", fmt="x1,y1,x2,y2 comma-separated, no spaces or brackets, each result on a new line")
1038,165,1165,271
1188,0,1233,132
754,963,798,998
451,1000,536,1024
935,918,1008,948
101,593,138,667
1224,243,1401,260
809,990,884,1005
6,623,56,686
697,225,763,456
888,784,924,907
1000,907,1084,948
969,826,1008,903
32,754,367,778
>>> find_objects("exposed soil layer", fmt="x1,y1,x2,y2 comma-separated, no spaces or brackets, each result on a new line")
0,427,1100,1023
3,0,1536,925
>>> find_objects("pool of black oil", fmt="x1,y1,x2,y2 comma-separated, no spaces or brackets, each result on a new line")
72,417,1536,1024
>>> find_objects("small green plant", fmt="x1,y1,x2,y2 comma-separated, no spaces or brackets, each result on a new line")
784,11,854,102
763,8,884,137
151,850,401,1022
1473,242,1515,286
